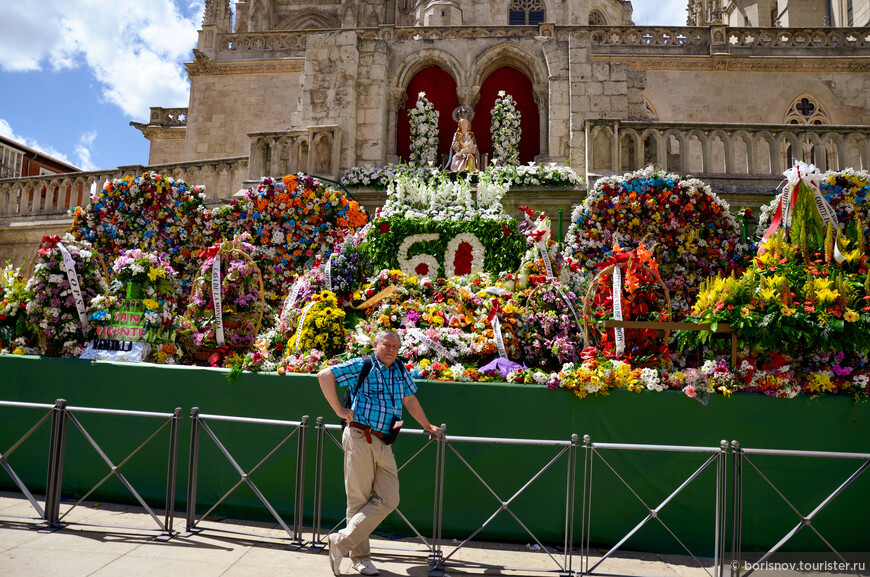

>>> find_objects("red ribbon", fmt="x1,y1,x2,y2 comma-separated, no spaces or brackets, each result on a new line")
208,346,232,367
593,251,633,269
40,235,61,249
487,298,503,322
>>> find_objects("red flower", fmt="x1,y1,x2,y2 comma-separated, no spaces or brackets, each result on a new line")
379,221,390,234
502,224,512,237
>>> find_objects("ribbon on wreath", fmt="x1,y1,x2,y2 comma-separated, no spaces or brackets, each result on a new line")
56,242,89,334
407,328,455,363
294,301,318,353
282,278,304,321
611,264,625,356
486,299,508,359
211,254,225,346
761,161,844,263
208,345,232,367
325,254,334,292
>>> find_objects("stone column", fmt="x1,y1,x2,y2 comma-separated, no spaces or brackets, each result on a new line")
568,30,592,175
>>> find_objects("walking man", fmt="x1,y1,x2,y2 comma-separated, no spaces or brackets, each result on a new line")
318,329,441,576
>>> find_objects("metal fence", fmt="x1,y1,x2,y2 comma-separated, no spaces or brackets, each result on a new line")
182,407,309,548
0,398,180,540
1,398,868,576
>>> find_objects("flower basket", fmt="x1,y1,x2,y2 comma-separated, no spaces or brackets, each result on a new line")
179,243,265,365
582,261,672,367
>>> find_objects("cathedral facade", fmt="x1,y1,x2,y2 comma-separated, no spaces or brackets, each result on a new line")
134,0,870,195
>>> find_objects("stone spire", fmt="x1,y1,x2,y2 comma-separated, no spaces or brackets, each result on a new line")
203,0,232,31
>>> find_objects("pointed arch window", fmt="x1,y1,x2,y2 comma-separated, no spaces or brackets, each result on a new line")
784,94,830,126
783,94,833,168
588,9,607,25
509,0,546,25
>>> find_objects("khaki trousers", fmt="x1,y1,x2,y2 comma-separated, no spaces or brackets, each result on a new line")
333,426,400,561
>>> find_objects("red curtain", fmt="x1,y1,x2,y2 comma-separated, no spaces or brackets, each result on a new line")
473,67,540,164
397,66,459,163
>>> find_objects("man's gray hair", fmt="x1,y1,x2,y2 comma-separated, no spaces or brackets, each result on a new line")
375,329,401,344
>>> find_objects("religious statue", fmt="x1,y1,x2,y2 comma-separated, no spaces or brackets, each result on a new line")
446,107,480,173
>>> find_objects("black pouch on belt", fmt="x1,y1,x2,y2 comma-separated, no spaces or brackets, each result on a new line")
383,415,403,446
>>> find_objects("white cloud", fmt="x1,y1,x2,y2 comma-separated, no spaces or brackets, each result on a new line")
0,118,77,168
632,0,689,26
0,0,202,120
75,131,99,172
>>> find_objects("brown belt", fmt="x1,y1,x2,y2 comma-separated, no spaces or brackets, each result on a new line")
349,421,387,443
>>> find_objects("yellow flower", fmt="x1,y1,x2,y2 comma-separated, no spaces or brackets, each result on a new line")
741,305,753,318
781,305,795,317
717,385,732,398
815,288,839,305
844,309,859,322
759,288,777,302
12,348,25,355
143,299,159,310
419,358,431,367
147,267,165,281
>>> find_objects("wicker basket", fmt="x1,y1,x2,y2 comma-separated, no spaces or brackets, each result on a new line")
582,261,672,366
180,246,265,365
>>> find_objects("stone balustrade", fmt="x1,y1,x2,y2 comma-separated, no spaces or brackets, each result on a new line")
215,25,869,59
147,107,188,127
585,119,870,195
0,157,248,219
247,127,341,182
589,25,870,56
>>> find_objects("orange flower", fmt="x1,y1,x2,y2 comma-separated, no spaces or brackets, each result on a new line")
282,174,298,191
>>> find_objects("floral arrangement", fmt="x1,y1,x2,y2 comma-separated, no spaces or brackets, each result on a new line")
555,357,642,400
211,174,368,304
177,237,263,357
340,165,401,189
369,167,523,278
367,218,525,279
514,206,585,292
565,166,751,318
758,168,870,243
408,92,439,167
490,91,521,167
583,240,671,366
517,280,584,369
69,171,214,287
88,249,180,343
324,229,372,302
0,260,30,346
487,163,582,188
680,228,870,356
285,290,346,357
380,167,510,222
25,234,107,357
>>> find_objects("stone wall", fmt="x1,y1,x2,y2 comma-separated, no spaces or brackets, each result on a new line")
641,68,866,125
184,59,304,161
299,31,359,170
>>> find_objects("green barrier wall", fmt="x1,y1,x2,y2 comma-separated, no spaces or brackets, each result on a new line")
1,354,868,556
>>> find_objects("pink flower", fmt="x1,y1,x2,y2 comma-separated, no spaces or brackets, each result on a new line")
684,385,697,398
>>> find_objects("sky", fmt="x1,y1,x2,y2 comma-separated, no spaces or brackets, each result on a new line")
0,0,687,173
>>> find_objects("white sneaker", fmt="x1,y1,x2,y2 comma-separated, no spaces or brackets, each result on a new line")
352,558,380,576
327,533,346,576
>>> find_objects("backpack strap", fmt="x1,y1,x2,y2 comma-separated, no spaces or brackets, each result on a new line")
343,354,374,409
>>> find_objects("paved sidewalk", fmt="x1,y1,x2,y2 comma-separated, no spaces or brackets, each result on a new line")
0,492,715,577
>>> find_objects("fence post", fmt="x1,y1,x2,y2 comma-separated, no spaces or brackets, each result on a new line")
580,434,593,576
428,423,447,577
715,440,728,577
730,440,743,577
42,398,68,530
288,415,308,550
157,407,182,542
310,416,326,552
563,433,579,577
183,406,201,536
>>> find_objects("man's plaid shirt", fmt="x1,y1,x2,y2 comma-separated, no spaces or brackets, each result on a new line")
331,354,417,434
